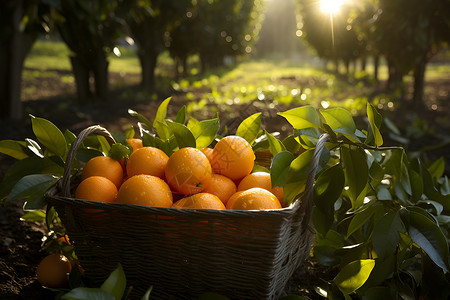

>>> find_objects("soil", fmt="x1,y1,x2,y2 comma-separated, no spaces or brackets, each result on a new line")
0,67,449,299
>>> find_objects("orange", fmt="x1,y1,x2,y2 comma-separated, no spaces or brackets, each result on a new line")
75,176,118,203
116,174,173,207
81,156,124,188
171,193,226,210
211,135,255,181
200,147,214,163
126,146,169,179
226,188,282,210
202,174,237,205
36,253,72,288
126,138,143,152
237,172,284,202
165,147,212,195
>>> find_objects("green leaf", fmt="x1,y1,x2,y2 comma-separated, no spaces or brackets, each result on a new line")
406,210,450,272
6,174,59,209
278,106,320,129
140,129,175,156
270,151,294,187
189,118,220,149
320,108,360,142
341,146,369,209
293,127,321,149
30,115,67,159
167,121,196,148
0,140,29,160
346,204,383,239
428,157,445,179
61,287,115,300
128,109,153,130
20,210,46,222
334,259,375,294
265,130,286,156
314,164,345,213
283,180,307,205
109,143,131,161
97,136,112,156
282,135,301,154
408,169,423,203
25,138,44,158
366,103,383,147
235,112,261,144
313,207,334,236
100,263,126,300
153,97,172,140
287,149,315,183
175,105,186,124
372,211,404,259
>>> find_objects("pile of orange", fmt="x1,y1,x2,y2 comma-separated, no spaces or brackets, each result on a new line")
75,136,284,211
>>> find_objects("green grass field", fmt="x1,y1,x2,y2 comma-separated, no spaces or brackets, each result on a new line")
23,40,449,116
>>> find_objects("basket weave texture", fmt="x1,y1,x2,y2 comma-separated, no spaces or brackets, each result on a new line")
45,126,328,299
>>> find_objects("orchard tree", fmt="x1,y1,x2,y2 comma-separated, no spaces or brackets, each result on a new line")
0,0,50,120
51,0,124,103
167,0,264,74
119,0,192,93
373,0,450,108
297,0,365,75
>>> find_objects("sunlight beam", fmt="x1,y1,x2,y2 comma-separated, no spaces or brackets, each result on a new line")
320,0,344,14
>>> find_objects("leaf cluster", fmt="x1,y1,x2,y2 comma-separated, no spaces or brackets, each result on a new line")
276,103,450,299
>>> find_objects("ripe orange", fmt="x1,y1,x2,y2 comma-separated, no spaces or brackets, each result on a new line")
36,254,72,288
226,188,282,210
211,135,255,181
126,146,169,179
116,174,173,207
237,172,284,202
165,147,212,195
75,176,118,203
126,138,143,152
200,147,214,163
202,174,237,205
171,193,226,210
81,156,124,188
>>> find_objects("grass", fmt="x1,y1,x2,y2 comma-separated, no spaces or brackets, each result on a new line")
23,39,449,117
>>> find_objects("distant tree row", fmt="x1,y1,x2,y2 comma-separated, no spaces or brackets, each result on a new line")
0,0,263,120
296,0,450,109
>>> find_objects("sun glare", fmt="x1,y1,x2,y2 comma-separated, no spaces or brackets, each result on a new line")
320,0,344,14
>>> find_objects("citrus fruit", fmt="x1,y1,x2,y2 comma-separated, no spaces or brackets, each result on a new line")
36,254,72,288
116,174,173,207
165,147,212,195
211,135,255,181
126,146,169,179
226,188,282,210
75,176,118,203
126,138,143,152
171,193,226,209
81,155,124,188
202,174,237,205
237,172,284,202
200,147,214,163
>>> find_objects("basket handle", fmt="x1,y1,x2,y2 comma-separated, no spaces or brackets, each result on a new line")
61,125,116,197
296,133,329,219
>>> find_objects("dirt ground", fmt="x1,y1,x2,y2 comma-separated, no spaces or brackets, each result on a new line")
0,68,449,299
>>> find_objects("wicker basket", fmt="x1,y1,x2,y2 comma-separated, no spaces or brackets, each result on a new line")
45,126,329,299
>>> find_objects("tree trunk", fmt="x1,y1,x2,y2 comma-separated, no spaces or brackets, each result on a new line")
373,55,379,82
92,55,109,100
138,50,158,93
0,1,36,120
412,57,427,111
360,57,367,72
70,56,91,104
